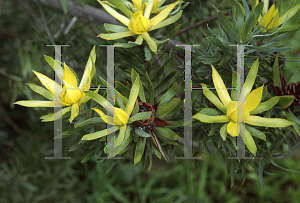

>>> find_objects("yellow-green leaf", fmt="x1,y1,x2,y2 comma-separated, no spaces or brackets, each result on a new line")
246,116,294,127
14,100,55,107
82,126,120,140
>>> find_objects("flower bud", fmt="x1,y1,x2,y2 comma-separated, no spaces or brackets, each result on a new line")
128,11,151,34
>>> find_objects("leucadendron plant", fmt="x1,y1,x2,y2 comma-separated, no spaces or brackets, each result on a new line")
82,69,181,166
193,59,294,156
14,46,97,123
97,0,184,53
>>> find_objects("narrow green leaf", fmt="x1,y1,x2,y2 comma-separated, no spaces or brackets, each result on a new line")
144,47,152,61
134,137,146,164
278,95,295,109
250,96,279,115
148,10,182,31
115,81,130,97
115,126,132,155
126,75,140,116
158,82,178,106
231,72,237,101
209,123,223,136
81,150,94,163
27,83,54,101
159,99,183,120
43,55,64,80
220,123,228,141
244,59,259,98
286,111,300,136
243,129,257,156
128,111,152,124
135,127,151,138
155,71,176,89
241,13,256,39
131,69,146,102
156,98,180,118
156,127,180,141
197,108,223,116
82,126,120,140
145,72,154,105
104,23,129,32
193,114,230,123
105,0,133,18
151,142,162,159
40,106,71,121
246,116,294,127
245,124,266,141
202,84,227,113
288,67,300,84
14,100,54,107
115,125,126,147
217,11,237,41
273,53,281,88
69,143,81,152
75,117,104,128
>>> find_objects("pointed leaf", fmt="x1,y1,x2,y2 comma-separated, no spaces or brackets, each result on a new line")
14,100,55,107
126,76,140,116
131,69,146,102
128,111,152,123
246,116,294,127
156,98,180,118
278,95,295,109
135,127,151,138
82,126,120,140
134,137,146,164
158,82,178,106
202,83,227,113
27,83,54,101
220,123,228,141
245,124,266,141
145,72,154,105
155,127,180,141
243,129,257,156
250,96,279,114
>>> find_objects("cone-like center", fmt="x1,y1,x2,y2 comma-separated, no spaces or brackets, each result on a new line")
134,100,155,128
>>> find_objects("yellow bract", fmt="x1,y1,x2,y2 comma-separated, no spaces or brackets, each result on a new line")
195,61,293,138
128,11,151,34
14,46,96,123
98,0,181,53
256,0,300,30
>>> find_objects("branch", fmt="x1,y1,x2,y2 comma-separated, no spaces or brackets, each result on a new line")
31,0,118,25
175,11,231,37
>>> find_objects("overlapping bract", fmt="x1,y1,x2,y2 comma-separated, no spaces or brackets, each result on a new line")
193,59,294,156
256,0,300,30
97,0,182,53
14,46,97,123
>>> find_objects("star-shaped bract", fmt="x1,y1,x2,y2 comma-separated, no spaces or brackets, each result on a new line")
14,46,97,123
97,0,182,53
193,59,294,156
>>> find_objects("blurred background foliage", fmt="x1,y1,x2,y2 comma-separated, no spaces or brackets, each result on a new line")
1,0,300,202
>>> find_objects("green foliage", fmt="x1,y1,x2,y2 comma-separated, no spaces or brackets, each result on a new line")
1,0,300,201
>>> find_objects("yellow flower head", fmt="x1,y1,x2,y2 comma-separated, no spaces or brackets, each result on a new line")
193,59,294,155
256,0,300,30
97,0,182,53
14,46,97,123
128,11,151,34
